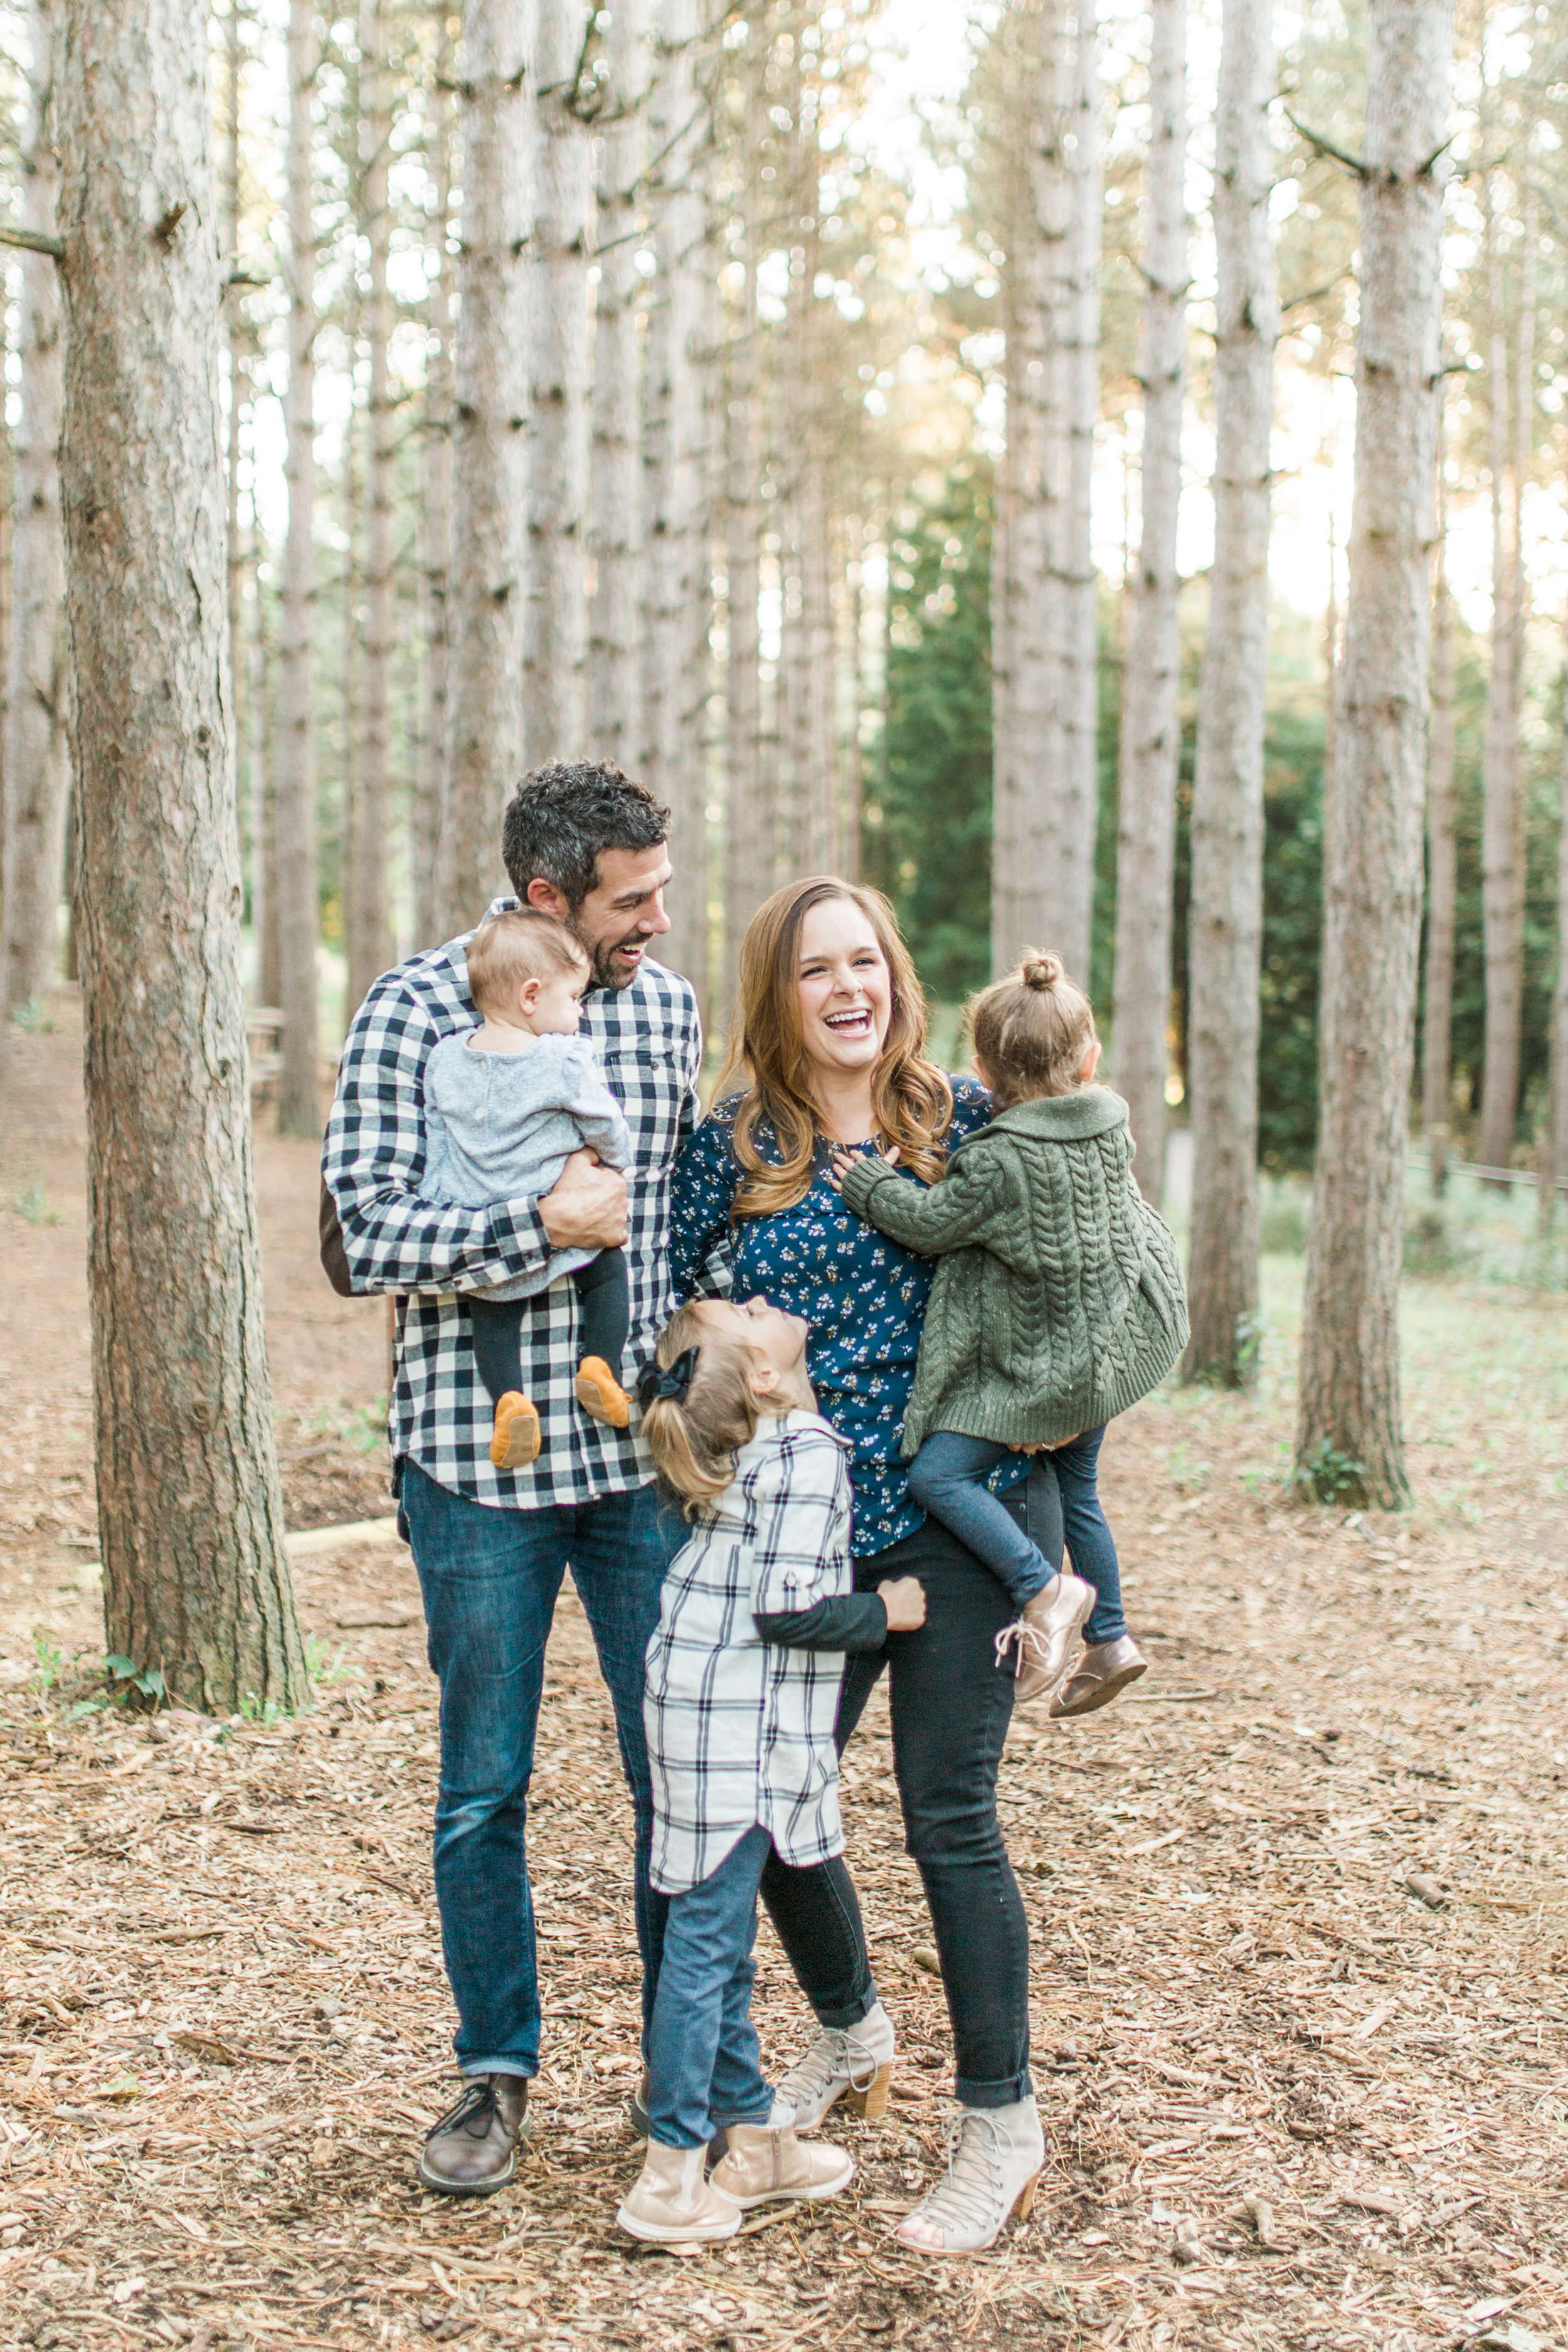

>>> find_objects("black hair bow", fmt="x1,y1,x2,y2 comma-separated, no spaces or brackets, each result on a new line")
637,1346,700,1410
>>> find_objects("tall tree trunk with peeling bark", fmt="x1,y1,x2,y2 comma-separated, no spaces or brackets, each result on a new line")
990,5,1042,978
643,0,711,1004
1478,184,1530,1181
1111,0,1185,1201
56,0,308,1714
416,46,454,947
994,0,1061,977
3,0,71,1019
1540,670,1568,1237
1297,0,1454,1509
347,0,394,1017
1056,1,1101,987
1181,0,1277,1389
527,0,592,761
275,0,321,1135
721,68,762,1032
1423,544,1457,1194
588,0,648,769
442,0,534,934
222,0,247,951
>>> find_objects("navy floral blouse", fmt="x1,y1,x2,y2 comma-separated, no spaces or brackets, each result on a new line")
666,1078,1027,1558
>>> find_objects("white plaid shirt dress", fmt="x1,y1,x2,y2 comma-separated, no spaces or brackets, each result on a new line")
321,903,704,1508
646,1412,856,1895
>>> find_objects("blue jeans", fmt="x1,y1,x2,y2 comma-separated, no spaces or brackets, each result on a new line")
646,1825,777,2149
907,1433,1058,1612
908,1428,1127,1641
1049,1425,1127,1646
399,1461,687,2079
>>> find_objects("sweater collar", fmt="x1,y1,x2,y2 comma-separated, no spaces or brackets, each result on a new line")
975,1085,1130,1144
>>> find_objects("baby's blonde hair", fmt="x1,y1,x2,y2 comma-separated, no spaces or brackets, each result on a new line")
642,1301,768,1512
465,906,587,1017
968,949,1097,1108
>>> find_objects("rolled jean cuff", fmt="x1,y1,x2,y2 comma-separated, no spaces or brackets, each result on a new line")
955,2067,1033,2110
460,2059,535,2081
710,2099,775,2130
810,1984,880,2032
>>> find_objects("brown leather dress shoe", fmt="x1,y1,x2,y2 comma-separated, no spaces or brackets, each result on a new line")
416,2075,530,2195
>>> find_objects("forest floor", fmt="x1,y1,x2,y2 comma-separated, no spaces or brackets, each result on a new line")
1,985,1565,2352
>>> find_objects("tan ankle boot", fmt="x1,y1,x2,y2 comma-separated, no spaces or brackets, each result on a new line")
575,1357,630,1429
709,2122,854,2208
615,2143,741,2244
490,1392,541,1470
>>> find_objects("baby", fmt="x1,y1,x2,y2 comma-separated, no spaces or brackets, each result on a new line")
423,907,632,1470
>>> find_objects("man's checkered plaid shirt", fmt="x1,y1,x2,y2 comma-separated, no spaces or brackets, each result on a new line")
322,903,704,1509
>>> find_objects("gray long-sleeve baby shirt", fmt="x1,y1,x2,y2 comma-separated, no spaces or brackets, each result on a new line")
423,1030,632,1303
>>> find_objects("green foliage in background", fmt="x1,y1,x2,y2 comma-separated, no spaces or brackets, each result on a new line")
864,462,995,1007
874,465,1564,1170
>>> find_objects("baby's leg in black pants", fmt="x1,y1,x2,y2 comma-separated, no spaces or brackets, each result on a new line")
466,1295,542,1468
573,1248,632,1426
465,1295,527,1406
572,1248,630,1379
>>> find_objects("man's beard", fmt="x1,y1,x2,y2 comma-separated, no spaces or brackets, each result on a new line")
566,913,643,992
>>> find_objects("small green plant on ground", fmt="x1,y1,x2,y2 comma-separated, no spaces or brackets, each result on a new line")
303,1635,357,1688
1293,1438,1367,1505
9,1182,58,1225
9,997,56,1034
104,1654,166,1709
293,1399,389,1456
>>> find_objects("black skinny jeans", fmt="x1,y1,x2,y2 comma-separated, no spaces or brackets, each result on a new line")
759,1459,1065,2110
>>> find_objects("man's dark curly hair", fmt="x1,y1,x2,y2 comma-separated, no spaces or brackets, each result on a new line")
501,761,670,911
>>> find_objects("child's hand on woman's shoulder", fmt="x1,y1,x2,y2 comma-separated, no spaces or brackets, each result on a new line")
877,1575,926,1630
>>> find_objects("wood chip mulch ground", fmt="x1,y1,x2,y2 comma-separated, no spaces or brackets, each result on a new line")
2,995,1565,2350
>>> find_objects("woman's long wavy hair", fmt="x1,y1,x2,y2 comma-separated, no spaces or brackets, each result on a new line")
712,876,954,1221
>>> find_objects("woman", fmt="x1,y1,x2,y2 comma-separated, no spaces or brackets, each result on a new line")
667,875,1063,2253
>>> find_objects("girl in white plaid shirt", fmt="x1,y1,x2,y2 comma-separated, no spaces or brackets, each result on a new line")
614,1295,926,2246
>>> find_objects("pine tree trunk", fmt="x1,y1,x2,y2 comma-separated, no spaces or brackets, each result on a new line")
56,0,307,1714
223,0,247,946
1111,0,1186,1201
588,0,648,768
275,0,321,1135
442,0,534,935
1057,0,1101,987
1296,0,1453,1510
1478,184,1527,1181
527,0,592,763
642,0,710,1004
3,0,71,1019
990,40,1034,977
996,0,1067,978
347,0,394,1017
416,43,453,950
1180,0,1276,1388
338,361,361,1032
721,102,761,1033
1423,552,1457,1193
249,522,279,1006
1542,674,1568,1236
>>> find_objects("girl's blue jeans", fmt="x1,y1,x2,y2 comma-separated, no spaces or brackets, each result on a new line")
647,1825,777,2149
908,1424,1128,1643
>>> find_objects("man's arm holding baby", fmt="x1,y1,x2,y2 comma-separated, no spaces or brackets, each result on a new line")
323,980,628,1295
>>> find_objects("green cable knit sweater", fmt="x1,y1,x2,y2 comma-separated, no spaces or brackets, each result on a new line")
838,1086,1189,1456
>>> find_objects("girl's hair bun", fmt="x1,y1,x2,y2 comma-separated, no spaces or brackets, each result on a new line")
1020,950,1063,992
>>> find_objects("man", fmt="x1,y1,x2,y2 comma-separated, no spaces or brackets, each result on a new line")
322,762,702,2195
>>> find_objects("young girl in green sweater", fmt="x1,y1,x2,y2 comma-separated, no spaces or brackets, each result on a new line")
832,951,1187,1716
